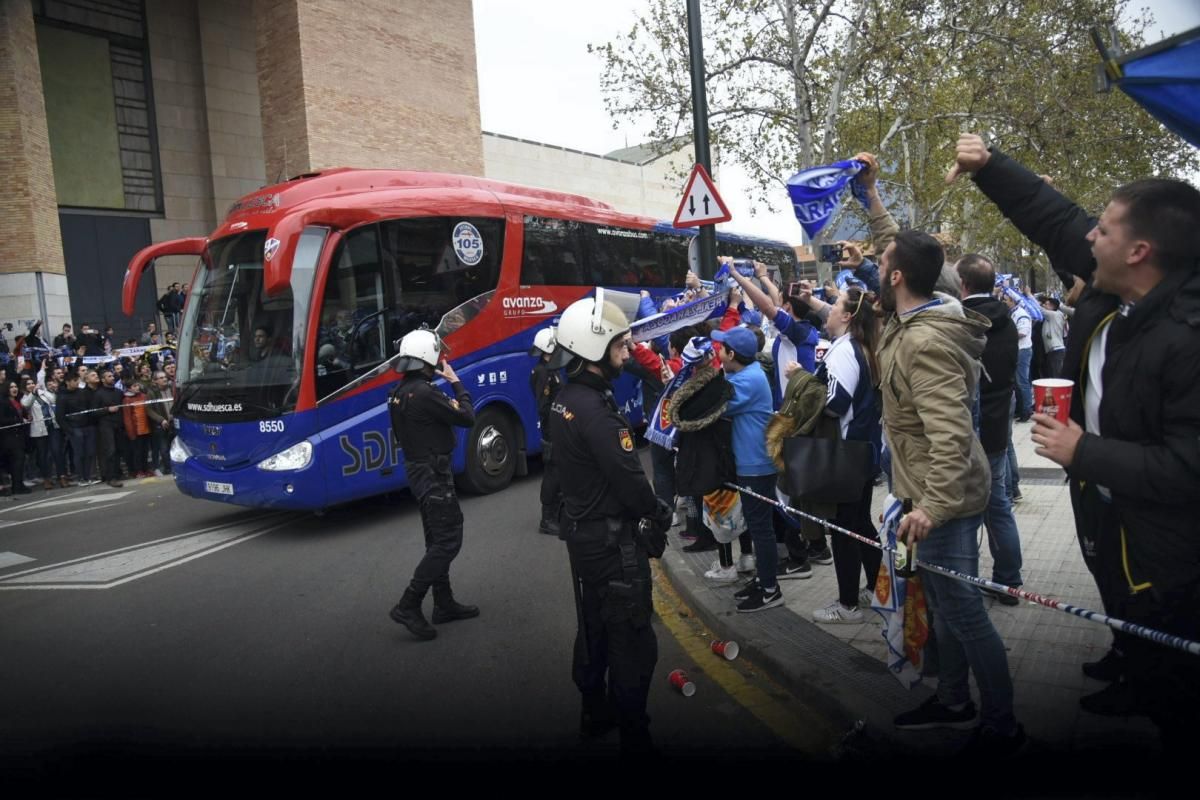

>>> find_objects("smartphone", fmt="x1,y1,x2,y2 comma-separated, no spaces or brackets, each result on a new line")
787,281,805,298
818,243,843,263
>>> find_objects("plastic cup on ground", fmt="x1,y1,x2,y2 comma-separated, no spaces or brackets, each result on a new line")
710,640,740,661
1032,378,1073,425
668,668,696,696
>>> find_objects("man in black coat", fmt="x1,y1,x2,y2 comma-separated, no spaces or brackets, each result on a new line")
950,134,1200,751
956,254,1023,605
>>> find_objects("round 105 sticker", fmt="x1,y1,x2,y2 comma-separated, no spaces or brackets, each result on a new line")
452,222,484,266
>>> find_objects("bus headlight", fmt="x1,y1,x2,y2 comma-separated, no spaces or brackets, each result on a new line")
258,441,313,472
170,437,192,464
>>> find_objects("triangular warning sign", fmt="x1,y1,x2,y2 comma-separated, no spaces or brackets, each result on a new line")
673,163,732,228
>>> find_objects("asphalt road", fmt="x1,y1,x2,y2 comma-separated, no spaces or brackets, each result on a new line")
0,464,834,780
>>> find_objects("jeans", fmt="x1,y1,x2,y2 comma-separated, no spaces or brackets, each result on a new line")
1014,347,1033,418
1044,349,1065,380
151,425,174,473
738,473,779,590
1005,396,1020,498
919,513,1017,734
648,443,674,510
984,451,1023,586
67,427,96,483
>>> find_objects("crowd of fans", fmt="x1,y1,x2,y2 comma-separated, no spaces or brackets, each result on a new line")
0,318,177,495
536,144,1199,756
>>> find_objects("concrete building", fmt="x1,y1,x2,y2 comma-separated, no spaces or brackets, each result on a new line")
482,132,693,220
0,0,483,340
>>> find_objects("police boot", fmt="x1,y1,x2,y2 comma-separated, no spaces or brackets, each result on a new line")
431,583,480,624
538,504,561,536
389,588,437,641
579,692,617,739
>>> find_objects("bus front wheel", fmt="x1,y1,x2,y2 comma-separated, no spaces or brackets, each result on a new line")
459,407,516,494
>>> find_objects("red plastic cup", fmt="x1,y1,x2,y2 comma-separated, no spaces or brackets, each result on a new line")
710,639,740,661
1032,379,1073,425
668,668,696,697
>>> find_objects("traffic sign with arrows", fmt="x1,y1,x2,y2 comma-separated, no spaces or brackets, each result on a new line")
672,163,732,228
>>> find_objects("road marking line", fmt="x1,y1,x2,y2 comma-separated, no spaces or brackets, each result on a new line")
23,491,134,509
0,552,34,569
651,566,835,753
0,503,124,531
0,512,283,589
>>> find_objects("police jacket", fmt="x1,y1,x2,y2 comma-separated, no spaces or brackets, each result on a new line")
56,386,92,430
388,372,475,460
974,148,1200,595
548,370,657,522
529,360,562,441
962,295,1018,456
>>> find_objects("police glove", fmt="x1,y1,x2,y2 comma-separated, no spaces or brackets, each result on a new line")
635,497,674,559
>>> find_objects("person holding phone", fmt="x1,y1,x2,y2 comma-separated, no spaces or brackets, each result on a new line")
387,329,479,641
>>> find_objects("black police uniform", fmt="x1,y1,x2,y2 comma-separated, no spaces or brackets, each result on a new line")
389,372,475,604
530,357,563,532
549,369,661,749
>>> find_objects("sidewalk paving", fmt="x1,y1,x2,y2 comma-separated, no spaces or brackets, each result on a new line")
658,420,1161,758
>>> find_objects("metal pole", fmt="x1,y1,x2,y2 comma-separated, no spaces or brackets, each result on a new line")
686,0,718,280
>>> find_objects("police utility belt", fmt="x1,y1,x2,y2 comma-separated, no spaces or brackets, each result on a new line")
565,515,667,561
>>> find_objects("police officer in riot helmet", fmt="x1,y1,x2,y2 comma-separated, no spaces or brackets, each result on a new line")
529,325,563,535
548,290,673,753
387,328,479,641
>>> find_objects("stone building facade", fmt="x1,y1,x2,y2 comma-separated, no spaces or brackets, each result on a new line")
0,0,483,338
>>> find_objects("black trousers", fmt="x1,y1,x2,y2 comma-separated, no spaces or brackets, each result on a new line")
405,455,463,596
831,477,882,608
566,519,657,740
540,440,562,508
96,424,119,482
2,434,25,490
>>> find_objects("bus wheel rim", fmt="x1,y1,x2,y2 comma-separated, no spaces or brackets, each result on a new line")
477,425,509,477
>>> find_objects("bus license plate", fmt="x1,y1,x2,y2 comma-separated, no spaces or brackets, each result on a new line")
205,481,234,496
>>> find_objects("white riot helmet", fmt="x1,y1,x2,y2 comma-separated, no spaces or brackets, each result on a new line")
529,326,557,356
553,288,630,365
394,328,444,372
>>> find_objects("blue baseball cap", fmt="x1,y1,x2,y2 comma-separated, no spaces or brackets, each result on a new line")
711,326,758,359
740,308,763,328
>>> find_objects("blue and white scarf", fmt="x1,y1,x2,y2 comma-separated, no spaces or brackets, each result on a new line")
645,336,712,450
631,290,728,344
872,494,924,689
786,159,872,239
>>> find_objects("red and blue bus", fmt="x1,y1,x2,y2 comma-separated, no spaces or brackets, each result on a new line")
123,169,797,510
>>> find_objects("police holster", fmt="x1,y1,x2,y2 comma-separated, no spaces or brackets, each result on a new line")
604,518,651,629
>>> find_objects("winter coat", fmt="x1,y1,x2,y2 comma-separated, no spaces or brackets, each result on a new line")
671,364,735,497
973,147,1200,595
877,295,992,528
122,392,151,439
20,388,57,438
962,295,1018,455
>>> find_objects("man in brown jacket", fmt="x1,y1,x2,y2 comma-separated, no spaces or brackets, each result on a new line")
879,229,1024,755
145,370,174,475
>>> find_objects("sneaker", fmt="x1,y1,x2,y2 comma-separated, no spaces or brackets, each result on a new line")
859,587,875,609
737,584,784,613
1079,680,1141,717
704,564,739,584
986,586,1021,606
812,600,864,624
733,579,760,601
778,559,812,580
807,544,834,565
736,553,756,573
961,724,1027,758
894,695,979,730
1082,648,1125,683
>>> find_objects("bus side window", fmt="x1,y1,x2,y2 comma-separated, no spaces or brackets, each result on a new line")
316,225,386,399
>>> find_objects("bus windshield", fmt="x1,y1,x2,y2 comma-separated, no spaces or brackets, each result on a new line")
176,228,325,420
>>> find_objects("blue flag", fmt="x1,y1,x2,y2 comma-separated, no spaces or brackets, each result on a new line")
786,159,872,238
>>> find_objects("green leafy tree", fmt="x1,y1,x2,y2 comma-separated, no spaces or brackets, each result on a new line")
593,0,1197,283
